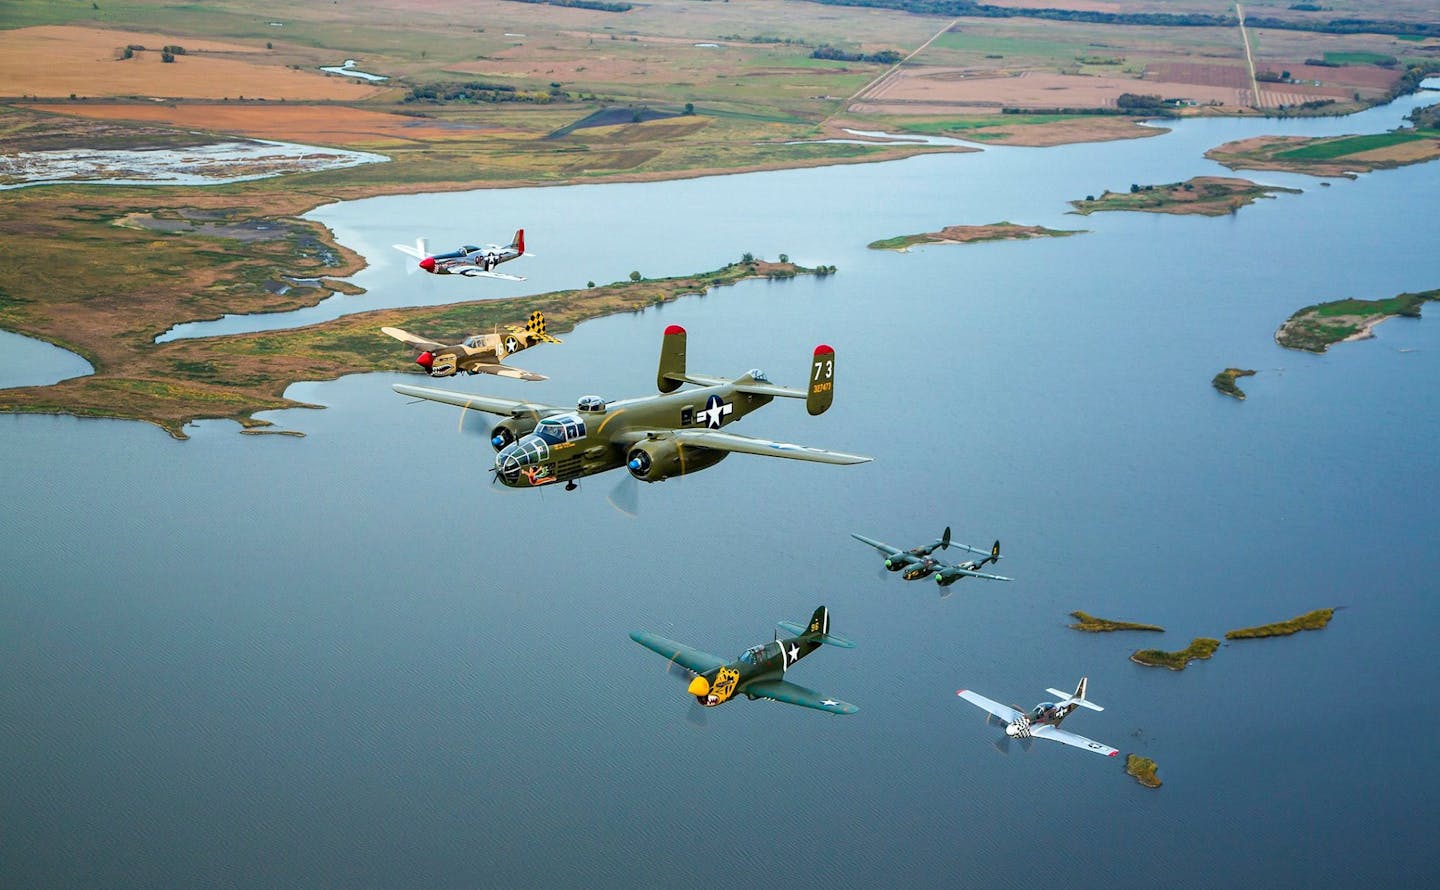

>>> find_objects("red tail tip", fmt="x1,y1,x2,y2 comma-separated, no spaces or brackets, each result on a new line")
664,325,686,336
814,344,834,356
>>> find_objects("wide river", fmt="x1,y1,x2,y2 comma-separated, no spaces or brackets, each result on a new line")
5,84,1439,887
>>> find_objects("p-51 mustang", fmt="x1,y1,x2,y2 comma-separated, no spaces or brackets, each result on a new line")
956,677,1118,757
392,324,871,490
851,526,1013,590
381,311,560,380
631,606,859,715
393,229,531,280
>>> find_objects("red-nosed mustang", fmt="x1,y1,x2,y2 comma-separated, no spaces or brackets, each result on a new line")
957,677,1119,756
393,229,531,280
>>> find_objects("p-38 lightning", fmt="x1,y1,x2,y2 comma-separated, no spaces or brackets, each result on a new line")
631,606,858,715
392,324,871,490
393,229,531,280
957,677,1118,757
852,527,1013,590
381,310,560,380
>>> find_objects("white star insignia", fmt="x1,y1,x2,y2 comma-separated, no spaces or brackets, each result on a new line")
787,643,800,662
822,699,839,707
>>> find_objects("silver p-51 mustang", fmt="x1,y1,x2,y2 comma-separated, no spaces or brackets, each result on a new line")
957,677,1118,757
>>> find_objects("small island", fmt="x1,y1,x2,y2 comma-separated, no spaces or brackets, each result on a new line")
1069,177,1300,216
1069,611,1164,633
1131,638,1220,671
868,222,1083,251
1205,127,1440,179
1275,288,1440,353
1211,368,1257,400
1226,608,1334,639
1125,754,1162,789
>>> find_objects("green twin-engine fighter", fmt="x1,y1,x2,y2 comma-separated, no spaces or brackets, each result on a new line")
631,606,859,715
393,324,871,489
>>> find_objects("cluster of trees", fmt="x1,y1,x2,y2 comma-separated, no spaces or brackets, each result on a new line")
118,43,185,62
810,45,902,64
404,81,568,104
507,0,632,10
718,34,807,46
1406,103,1440,131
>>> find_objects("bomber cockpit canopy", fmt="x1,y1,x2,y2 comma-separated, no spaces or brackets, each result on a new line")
534,414,586,445
576,395,607,413
747,368,769,383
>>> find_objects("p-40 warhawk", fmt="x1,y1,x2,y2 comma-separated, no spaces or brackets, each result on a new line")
392,324,871,490
381,311,560,380
393,229,531,280
852,526,1013,590
957,677,1118,757
631,606,858,715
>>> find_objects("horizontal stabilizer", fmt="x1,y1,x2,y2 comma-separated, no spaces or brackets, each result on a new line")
775,621,856,648
1046,688,1104,711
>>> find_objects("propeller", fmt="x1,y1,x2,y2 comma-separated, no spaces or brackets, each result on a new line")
664,657,707,727
608,473,641,517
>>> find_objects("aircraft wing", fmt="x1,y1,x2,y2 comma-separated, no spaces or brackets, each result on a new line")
939,563,1014,582
381,326,448,351
956,689,1026,724
654,429,871,465
456,361,547,382
628,632,727,676
850,532,903,558
392,383,555,417
1028,724,1119,757
456,268,526,282
742,679,858,715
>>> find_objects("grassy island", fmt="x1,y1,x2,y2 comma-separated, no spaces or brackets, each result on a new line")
1275,289,1440,353
868,222,1083,251
1069,611,1164,633
0,256,823,438
1206,129,1440,179
1131,638,1220,671
1069,177,1300,216
1226,608,1334,639
1211,368,1257,400
1125,754,1162,789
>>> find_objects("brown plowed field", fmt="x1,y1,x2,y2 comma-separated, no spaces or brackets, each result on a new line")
1144,63,1252,90
29,104,513,146
0,26,381,100
860,68,1241,111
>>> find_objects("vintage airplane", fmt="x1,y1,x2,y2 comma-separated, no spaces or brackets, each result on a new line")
631,606,859,715
381,311,560,380
956,677,1119,757
851,527,1013,590
392,324,871,490
392,229,531,280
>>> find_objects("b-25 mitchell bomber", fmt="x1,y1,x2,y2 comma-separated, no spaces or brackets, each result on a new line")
631,606,858,715
852,527,1013,590
393,229,531,280
382,311,560,380
392,325,871,490
957,677,1118,757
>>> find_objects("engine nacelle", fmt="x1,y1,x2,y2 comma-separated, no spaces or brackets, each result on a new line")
626,438,728,482
490,416,538,452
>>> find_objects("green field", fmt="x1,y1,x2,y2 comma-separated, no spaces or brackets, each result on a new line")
1323,52,1399,66
1273,130,1430,159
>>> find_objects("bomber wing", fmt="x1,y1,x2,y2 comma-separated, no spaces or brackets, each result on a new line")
653,429,871,465
938,563,1014,582
381,327,448,351
1029,724,1119,757
742,679,858,715
850,532,904,558
453,360,548,382
956,689,1026,724
392,383,556,417
628,632,727,676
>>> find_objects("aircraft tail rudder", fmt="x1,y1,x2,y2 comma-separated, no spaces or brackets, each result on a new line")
657,324,687,393
940,526,952,551
806,344,835,416
511,229,525,254
989,540,1001,566
1047,677,1104,711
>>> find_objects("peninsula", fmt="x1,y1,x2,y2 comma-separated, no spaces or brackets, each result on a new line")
1131,638,1220,671
1069,611,1165,633
1226,608,1335,639
1125,755,1162,789
0,256,823,438
868,223,1083,251
1212,368,1258,400
1275,288,1440,352
1069,177,1301,216
1206,127,1440,178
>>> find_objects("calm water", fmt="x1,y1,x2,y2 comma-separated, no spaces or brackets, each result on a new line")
5,85,1440,887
